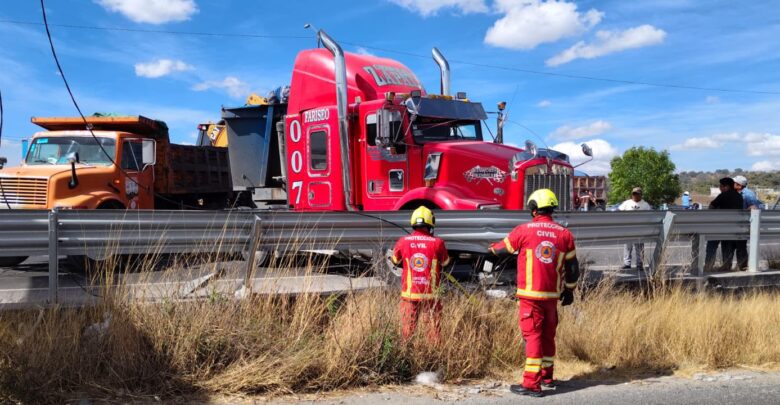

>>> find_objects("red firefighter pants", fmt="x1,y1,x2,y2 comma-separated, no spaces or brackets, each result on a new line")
519,298,559,391
399,300,442,344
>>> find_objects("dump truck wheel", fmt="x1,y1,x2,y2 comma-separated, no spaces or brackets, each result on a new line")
0,256,28,267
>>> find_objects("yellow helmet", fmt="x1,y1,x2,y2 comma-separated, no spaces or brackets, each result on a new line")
410,206,435,228
527,189,558,211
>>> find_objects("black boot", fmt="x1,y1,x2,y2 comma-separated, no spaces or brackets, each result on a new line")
510,384,544,397
541,379,557,389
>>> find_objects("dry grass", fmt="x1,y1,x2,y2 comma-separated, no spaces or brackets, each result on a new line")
0,255,779,403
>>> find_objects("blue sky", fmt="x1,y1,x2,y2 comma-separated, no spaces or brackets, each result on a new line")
1,0,779,174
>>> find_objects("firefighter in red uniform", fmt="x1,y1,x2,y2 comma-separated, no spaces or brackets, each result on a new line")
391,206,451,343
489,189,579,397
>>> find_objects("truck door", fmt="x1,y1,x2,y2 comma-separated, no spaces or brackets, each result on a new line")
120,139,154,209
359,108,408,210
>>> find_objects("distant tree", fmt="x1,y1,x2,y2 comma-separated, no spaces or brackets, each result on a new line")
608,147,682,206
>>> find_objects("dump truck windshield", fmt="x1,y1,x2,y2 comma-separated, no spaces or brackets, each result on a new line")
26,136,116,166
412,118,482,143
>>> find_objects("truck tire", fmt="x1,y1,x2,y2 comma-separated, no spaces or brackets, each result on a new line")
374,247,402,287
0,256,28,267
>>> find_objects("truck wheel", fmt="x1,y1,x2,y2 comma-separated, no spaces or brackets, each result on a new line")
374,247,402,287
0,256,28,267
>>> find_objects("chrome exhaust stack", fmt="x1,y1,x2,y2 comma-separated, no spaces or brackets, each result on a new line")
432,47,451,96
317,29,353,211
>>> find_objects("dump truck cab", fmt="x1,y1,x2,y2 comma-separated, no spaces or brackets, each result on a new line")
0,115,232,210
0,117,159,209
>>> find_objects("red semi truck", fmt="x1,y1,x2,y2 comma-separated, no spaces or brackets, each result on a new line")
220,30,581,212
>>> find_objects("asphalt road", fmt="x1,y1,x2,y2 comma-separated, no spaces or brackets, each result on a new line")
271,371,780,405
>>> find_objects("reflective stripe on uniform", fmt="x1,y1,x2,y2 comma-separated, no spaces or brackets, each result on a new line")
565,250,576,260
555,252,565,294
565,281,577,289
516,288,561,299
525,249,533,291
525,357,542,373
542,357,554,367
431,259,438,289
403,258,412,297
400,291,438,300
504,237,515,254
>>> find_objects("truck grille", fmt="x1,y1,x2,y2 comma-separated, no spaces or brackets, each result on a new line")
524,174,572,210
0,177,48,207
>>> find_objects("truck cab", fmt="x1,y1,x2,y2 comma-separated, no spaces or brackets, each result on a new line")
281,32,574,212
0,115,231,210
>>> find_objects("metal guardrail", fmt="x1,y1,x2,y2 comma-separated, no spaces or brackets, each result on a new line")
1,209,778,304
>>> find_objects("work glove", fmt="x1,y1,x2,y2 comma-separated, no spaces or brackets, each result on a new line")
560,289,574,306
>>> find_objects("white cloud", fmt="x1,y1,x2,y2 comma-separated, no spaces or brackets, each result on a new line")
552,139,617,175
485,0,603,50
388,0,488,16
537,99,552,108
670,137,721,150
744,132,780,157
95,0,198,24
751,160,779,171
134,59,192,78
712,132,740,141
192,76,250,99
546,24,666,66
355,47,375,56
550,120,612,140
705,95,720,104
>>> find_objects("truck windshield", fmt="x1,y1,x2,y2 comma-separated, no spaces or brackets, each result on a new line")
26,136,116,166
412,117,482,143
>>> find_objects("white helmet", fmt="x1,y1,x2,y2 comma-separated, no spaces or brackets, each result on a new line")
733,175,748,186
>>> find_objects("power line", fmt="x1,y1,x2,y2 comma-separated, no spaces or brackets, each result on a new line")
0,18,311,39
38,0,202,210
2,18,778,95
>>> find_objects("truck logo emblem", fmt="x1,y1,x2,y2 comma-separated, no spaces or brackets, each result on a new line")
363,65,422,88
304,108,330,123
464,166,507,185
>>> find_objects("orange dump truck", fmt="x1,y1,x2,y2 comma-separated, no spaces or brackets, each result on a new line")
0,115,232,211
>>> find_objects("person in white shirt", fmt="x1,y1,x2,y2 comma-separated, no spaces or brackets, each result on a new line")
619,187,652,270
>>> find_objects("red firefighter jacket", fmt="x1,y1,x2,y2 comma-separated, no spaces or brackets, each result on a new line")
391,229,451,301
489,215,577,300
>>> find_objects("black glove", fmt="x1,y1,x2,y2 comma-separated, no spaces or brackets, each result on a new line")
560,289,574,306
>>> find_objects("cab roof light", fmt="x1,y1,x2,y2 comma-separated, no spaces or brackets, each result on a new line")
456,92,467,100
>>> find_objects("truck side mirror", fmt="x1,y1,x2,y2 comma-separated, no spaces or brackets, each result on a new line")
581,143,593,157
67,152,79,189
142,139,156,166
377,109,392,148
66,152,79,164
377,109,404,152
0,157,6,169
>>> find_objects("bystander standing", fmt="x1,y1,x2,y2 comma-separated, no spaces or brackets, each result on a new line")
705,177,744,271
732,175,762,270
619,187,652,270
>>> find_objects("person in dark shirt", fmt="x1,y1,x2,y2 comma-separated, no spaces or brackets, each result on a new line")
704,177,744,271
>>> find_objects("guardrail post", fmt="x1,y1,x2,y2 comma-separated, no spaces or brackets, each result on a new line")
650,211,675,275
748,209,761,273
243,215,262,293
48,209,59,304
690,233,707,277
